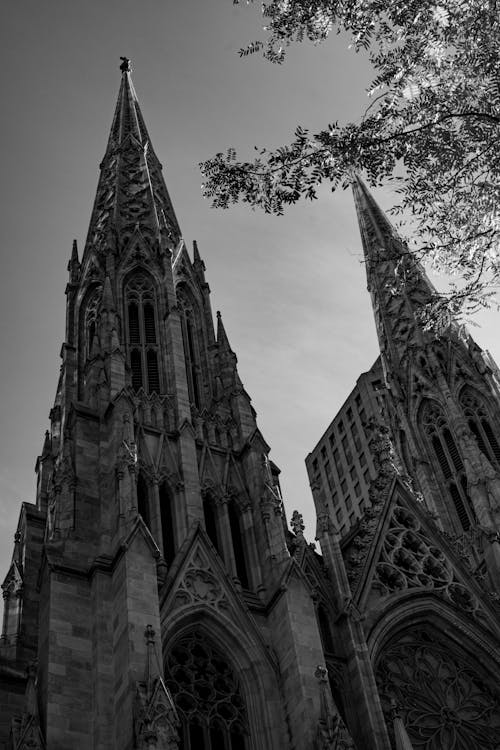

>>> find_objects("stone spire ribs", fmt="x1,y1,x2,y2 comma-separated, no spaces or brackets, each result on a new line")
83,64,181,263
352,176,436,374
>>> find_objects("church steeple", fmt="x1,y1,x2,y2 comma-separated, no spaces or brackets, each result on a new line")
352,175,436,379
83,59,181,266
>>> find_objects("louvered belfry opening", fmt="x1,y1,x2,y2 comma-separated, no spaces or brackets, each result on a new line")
125,271,161,394
421,400,476,530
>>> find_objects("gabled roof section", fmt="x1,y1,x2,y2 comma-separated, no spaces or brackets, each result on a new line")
344,476,500,638
83,63,181,264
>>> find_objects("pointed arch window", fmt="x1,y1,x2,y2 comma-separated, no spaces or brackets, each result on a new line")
125,273,161,394
159,481,176,566
421,401,476,531
177,290,203,409
84,288,101,359
459,388,500,466
203,494,222,558
317,603,334,654
228,499,249,589
165,631,249,750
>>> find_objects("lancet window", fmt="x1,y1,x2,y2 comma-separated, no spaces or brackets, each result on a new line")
228,500,249,589
317,603,334,655
203,494,221,557
137,472,150,530
177,289,203,409
459,388,500,467
84,289,101,358
125,273,160,394
420,401,475,531
165,631,248,750
159,481,176,566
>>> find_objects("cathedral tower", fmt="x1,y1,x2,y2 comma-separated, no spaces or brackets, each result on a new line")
305,177,500,750
352,175,500,586
0,62,340,750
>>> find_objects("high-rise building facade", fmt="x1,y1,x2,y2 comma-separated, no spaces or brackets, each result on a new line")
306,358,384,535
1,63,500,750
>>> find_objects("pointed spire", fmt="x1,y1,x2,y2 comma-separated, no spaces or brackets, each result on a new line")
352,175,436,376
67,239,80,283
83,59,181,264
216,310,235,355
352,175,401,257
100,275,116,313
42,430,51,458
192,240,207,282
192,240,202,264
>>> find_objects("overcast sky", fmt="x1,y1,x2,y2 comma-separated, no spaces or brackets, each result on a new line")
0,0,499,580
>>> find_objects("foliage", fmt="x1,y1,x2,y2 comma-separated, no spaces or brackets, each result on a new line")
200,0,500,319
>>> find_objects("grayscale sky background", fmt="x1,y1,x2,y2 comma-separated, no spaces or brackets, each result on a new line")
0,0,499,579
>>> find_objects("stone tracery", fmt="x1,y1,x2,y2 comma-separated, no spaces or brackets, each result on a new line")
374,503,483,618
165,630,248,750
376,628,500,749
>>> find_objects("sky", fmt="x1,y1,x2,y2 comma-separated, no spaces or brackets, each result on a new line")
0,0,499,581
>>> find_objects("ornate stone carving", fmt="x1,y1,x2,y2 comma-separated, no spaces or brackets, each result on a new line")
165,631,248,746
376,629,500,749
171,548,228,612
373,503,485,621
134,626,180,750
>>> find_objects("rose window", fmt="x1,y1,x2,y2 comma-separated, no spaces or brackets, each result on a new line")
376,629,500,749
165,631,248,750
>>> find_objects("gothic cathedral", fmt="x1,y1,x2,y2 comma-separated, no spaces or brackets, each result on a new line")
1,62,500,750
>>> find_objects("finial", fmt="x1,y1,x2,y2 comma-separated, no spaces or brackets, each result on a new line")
291,510,306,542
120,56,131,73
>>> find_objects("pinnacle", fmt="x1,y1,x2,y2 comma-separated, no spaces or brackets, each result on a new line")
216,310,233,353
193,240,202,264
101,275,116,312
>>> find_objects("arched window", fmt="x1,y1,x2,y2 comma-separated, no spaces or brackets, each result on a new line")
177,289,203,409
228,500,249,589
137,473,150,530
125,273,161,394
317,604,334,654
421,401,475,530
165,631,248,750
203,495,221,558
83,287,101,359
159,481,176,566
459,388,500,466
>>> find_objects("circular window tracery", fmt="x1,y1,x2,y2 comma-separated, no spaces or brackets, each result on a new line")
165,631,248,750
376,628,500,749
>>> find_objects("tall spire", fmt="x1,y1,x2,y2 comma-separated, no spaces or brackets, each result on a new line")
352,175,436,374
83,59,181,263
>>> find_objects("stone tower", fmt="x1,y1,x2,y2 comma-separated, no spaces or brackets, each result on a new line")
0,63,344,749
305,177,500,749
352,175,500,586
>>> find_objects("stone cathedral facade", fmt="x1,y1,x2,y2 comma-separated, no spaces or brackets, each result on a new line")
1,63,500,750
